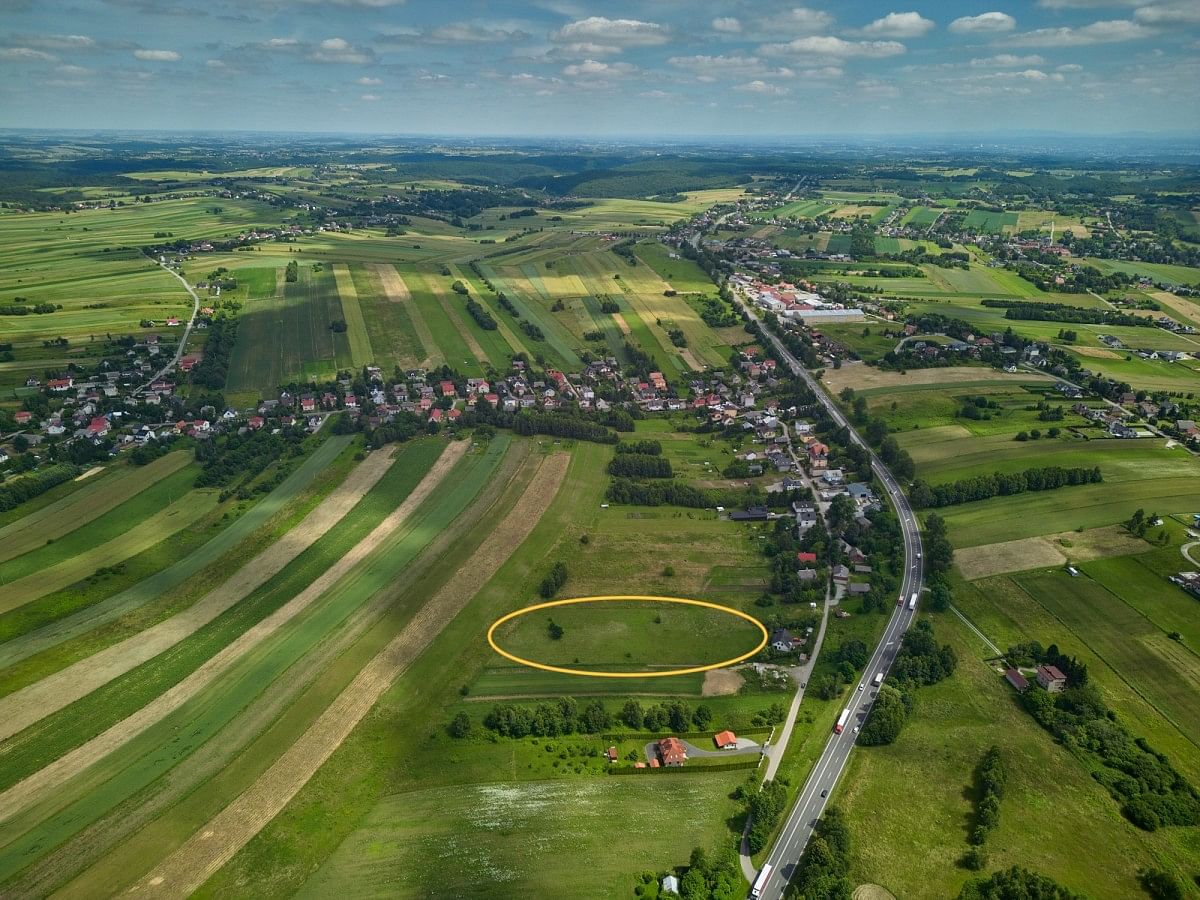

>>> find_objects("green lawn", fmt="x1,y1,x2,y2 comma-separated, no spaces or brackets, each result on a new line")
492,598,763,672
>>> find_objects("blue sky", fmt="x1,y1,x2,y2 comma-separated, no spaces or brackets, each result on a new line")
1,0,1197,136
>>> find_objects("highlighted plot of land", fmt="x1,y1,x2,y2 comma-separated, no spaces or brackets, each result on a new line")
487,595,766,678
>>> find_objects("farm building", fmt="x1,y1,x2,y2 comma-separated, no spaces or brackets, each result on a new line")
1005,669,1030,693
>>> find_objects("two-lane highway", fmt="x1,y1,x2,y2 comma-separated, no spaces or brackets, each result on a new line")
731,293,924,900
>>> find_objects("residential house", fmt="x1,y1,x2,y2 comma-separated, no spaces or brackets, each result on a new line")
770,629,801,652
848,583,871,595
1036,664,1068,692
713,730,738,750
833,564,850,583
656,737,688,767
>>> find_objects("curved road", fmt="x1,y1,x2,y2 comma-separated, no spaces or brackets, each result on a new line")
136,255,201,394
732,291,924,900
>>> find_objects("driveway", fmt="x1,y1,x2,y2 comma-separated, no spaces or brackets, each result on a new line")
643,737,764,763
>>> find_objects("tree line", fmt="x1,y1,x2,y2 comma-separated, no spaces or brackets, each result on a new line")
911,466,1102,509
962,746,1007,871
190,317,238,390
0,463,81,512
481,697,612,737
982,298,1155,328
615,439,661,455
607,453,673,478
511,410,618,444
605,478,737,509
1022,674,1199,831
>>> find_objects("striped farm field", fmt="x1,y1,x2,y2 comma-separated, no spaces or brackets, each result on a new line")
0,451,190,565
352,265,427,370
475,263,582,370
331,264,373,368
0,436,528,895
0,435,355,681
406,269,487,376
0,467,218,615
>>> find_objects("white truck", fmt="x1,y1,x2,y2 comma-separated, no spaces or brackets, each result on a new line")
873,671,884,688
908,592,918,611
751,863,774,899
834,707,851,734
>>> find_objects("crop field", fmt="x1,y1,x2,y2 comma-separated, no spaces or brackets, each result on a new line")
839,611,1196,898
960,209,1019,232
953,569,1200,790
225,263,349,398
0,435,354,679
900,206,942,227
769,199,836,219
0,437,523,894
1082,257,1200,288
0,451,190,565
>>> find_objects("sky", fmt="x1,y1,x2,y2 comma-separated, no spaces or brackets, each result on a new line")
1,0,1198,137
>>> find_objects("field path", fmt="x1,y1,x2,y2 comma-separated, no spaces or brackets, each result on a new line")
0,492,218,615
369,264,434,368
125,451,568,898
0,441,468,826
418,271,489,367
0,449,398,745
0,452,189,565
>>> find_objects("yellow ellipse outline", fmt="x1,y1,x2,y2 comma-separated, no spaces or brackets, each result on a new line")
486,594,769,678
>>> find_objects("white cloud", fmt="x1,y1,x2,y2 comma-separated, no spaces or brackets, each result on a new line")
1135,2,1200,24
134,49,180,61
667,54,794,79
0,47,56,61
265,38,299,48
23,34,95,50
761,35,906,58
1006,19,1155,46
861,11,936,38
356,76,381,85
768,7,837,33
1057,63,1084,71
640,89,672,98
970,53,1045,67
800,66,844,78
712,17,741,34
562,58,638,77
736,80,789,95
205,59,225,68
425,23,530,43
57,63,90,74
949,12,1017,33
857,78,900,97
312,37,373,63
360,93,380,101
554,17,668,48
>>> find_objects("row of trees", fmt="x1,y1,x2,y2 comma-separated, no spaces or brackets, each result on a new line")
858,620,957,746
193,426,306,489
1022,679,1199,830
615,439,661,456
744,779,789,854
607,453,673,478
0,463,81,512
190,317,238,390
539,560,568,599
980,298,1154,328
618,698,713,732
792,806,853,898
963,746,1007,870
481,697,611,737
464,296,498,330
605,478,739,509
911,466,1102,509
511,410,618,444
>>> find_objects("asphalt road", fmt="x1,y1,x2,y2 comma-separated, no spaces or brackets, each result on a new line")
732,293,924,900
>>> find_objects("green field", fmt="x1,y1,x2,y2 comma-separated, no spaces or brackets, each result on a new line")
492,599,763,672
961,209,1019,232
840,612,1197,898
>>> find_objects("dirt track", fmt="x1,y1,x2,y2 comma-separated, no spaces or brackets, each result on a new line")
0,441,468,826
124,451,568,898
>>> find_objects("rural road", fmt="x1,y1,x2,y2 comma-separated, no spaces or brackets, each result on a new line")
136,255,201,394
732,291,925,900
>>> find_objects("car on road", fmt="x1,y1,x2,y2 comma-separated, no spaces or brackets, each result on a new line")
821,789,828,798
858,683,865,691
853,726,860,734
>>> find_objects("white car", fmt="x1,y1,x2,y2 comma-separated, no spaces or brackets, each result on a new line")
854,726,860,734
858,683,865,691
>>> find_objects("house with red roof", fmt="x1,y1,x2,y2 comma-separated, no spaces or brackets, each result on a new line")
656,737,688,767
713,730,738,750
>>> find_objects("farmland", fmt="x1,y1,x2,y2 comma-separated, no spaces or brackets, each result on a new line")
1,135,1199,900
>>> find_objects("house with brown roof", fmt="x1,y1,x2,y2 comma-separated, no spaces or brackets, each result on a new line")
1036,664,1068,692
657,736,688,767
1004,669,1029,693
